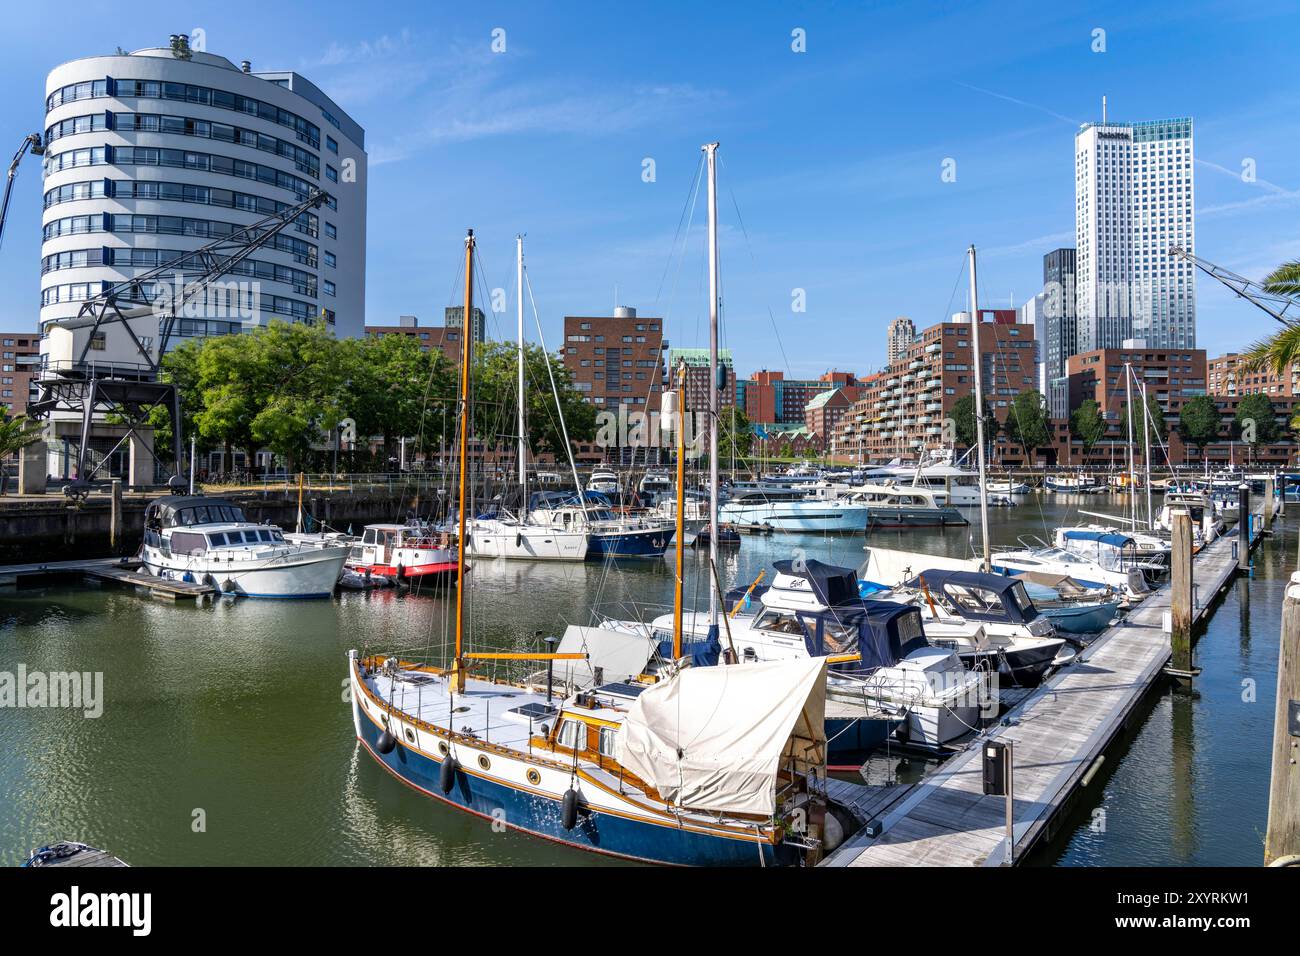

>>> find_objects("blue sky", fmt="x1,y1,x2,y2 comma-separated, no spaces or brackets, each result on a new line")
2,0,1298,377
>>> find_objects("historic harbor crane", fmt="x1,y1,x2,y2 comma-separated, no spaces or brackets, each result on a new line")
1168,245,1300,327
29,187,328,497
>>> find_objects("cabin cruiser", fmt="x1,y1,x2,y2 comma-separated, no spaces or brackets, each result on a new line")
595,560,989,751
1011,573,1122,634
637,471,673,506
347,522,458,582
528,491,673,558
1156,489,1223,543
991,544,1149,600
1044,474,1103,493
651,489,710,542
985,479,1031,495
1052,528,1168,585
838,482,968,529
586,469,621,496
140,495,348,598
719,488,872,533
890,570,1068,686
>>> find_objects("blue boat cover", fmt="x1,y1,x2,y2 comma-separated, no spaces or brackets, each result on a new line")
773,559,859,607
1062,530,1132,547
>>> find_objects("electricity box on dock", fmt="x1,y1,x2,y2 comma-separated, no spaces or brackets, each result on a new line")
983,740,1011,796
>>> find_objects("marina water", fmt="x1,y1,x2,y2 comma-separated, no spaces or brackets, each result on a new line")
0,494,1285,866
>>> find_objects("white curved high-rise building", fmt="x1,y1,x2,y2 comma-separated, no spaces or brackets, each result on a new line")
40,37,367,374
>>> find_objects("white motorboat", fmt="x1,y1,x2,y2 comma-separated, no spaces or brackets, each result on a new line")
985,479,1030,495
586,469,621,495
836,482,968,529
720,488,872,533
348,522,460,581
1044,474,1103,493
140,495,348,598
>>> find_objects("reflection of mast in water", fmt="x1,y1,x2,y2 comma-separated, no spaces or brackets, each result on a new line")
1170,690,1198,863
1238,576,1251,656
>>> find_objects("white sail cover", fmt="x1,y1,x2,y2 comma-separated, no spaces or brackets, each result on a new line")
552,625,653,688
615,658,828,817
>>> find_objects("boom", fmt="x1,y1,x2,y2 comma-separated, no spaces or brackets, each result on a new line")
1168,245,1300,327
0,133,44,252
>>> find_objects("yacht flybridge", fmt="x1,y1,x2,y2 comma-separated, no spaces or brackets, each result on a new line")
141,495,348,598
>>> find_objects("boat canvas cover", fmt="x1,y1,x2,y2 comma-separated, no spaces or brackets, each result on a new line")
772,558,859,606
1062,530,1132,547
553,625,653,688
616,658,828,817
859,546,981,587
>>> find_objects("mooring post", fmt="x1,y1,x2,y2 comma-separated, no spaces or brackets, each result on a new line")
1265,572,1300,864
1264,477,1276,527
1239,483,1251,571
110,478,123,553
1170,508,1194,681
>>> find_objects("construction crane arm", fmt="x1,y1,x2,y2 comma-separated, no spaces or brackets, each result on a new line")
1168,245,1300,327
0,133,44,251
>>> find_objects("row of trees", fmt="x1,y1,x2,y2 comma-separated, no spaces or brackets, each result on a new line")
949,387,1289,462
154,320,597,472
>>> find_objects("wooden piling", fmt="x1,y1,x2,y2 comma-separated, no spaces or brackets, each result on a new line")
1170,508,1194,679
1238,484,1251,572
1264,477,1276,527
110,478,123,553
1265,573,1300,865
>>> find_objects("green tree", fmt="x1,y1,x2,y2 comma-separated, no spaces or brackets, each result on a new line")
1069,399,1107,455
1005,390,1051,462
1235,260,1300,375
718,405,753,462
341,333,454,467
1178,394,1223,454
1120,393,1166,447
0,414,43,496
1234,393,1281,458
948,394,998,450
470,341,596,459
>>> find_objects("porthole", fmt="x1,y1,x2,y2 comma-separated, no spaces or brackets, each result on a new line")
477,755,491,771
526,769,541,786
438,741,449,756
404,728,416,744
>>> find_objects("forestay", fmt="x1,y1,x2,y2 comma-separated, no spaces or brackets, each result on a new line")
616,658,828,817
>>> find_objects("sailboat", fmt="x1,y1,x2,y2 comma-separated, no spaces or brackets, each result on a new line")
348,229,841,866
465,235,588,561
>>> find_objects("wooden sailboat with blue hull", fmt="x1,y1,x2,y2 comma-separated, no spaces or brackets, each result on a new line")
348,228,839,867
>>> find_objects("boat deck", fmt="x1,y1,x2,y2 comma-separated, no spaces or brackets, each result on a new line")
370,669,555,752
822,519,1260,867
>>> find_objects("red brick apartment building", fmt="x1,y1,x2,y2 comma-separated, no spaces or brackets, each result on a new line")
1,331,40,417
365,315,464,364
739,369,862,426
1056,348,1297,468
560,307,667,414
834,315,1037,464
665,347,735,411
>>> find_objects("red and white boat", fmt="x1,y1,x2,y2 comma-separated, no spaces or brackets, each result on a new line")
347,523,459,581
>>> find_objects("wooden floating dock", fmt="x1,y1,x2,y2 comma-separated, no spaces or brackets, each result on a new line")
823,510,1270,868
0,556,216,602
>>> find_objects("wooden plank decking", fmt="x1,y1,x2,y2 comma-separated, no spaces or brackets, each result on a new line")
0,556,215,600
823,518,1262,867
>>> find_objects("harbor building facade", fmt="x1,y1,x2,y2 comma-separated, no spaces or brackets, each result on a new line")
1207,353,1300,399
39,37,368,376
834,312,1038,465
738,369,861,427
561,306,667,414
1074,117,1195,352
665,347,735,411
1,332,40,416
365,315,464,365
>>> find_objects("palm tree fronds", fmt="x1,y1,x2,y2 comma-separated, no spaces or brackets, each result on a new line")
1262,260,1300,298
1238,320,1300,376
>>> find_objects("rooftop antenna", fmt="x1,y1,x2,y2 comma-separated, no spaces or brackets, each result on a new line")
1102,95,1107,124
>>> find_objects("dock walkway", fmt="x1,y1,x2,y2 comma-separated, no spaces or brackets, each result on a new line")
823,520,1260,867
0,556,215,601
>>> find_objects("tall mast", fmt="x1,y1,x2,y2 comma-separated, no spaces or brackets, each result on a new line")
516,234,528,516
967,244,991,572
452,228,475,694
670,362,686,661
704,141,720,626
1125,362,1135,527
1141,378,1153,529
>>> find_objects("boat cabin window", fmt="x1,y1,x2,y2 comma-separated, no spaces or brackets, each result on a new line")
754,609,805,635
170,531,207,555
362,528,379,545
598,727,617,757
944,583,1006,615
822,618,858,653
557,719,585,750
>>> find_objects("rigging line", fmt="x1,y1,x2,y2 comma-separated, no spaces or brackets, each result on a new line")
655,153,707,306
719,155,790,376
